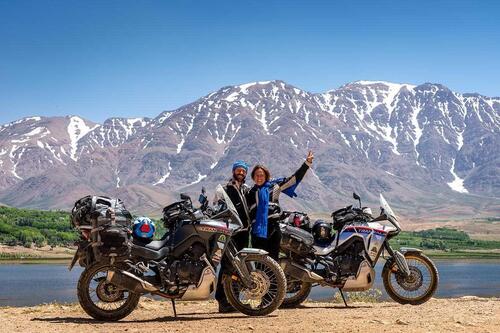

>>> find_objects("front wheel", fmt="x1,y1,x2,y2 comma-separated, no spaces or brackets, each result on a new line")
382,252,438,305
77,262,141,321
223,254,286,316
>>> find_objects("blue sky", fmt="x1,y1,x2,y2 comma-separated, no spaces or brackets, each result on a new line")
1,0,499,124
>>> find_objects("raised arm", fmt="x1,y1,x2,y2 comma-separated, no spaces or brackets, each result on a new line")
276,151,314,198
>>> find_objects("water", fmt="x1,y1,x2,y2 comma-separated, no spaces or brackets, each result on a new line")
310,259,500,301
0,259,499,307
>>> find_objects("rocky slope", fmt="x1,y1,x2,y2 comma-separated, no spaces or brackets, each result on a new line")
0,80,498,217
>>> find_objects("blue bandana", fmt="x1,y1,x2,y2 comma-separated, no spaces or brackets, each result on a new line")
232,160,249,172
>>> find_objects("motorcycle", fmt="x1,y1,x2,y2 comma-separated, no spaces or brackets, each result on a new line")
278,192,439,307
69,185,286,320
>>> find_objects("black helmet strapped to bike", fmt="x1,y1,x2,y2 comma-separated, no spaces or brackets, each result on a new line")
312,220,333,246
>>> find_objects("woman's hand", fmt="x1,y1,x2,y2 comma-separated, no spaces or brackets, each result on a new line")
306,150,314,164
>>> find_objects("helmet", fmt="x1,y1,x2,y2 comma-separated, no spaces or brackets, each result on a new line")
133,217,156,240
312,220,332,245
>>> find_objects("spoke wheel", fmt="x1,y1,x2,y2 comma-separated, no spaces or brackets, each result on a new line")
281,275,312,308
77,262,140,321
382,252,438,305
223,254,286,316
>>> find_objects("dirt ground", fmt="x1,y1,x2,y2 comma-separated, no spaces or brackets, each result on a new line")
0,297,498,333
0,244,75,259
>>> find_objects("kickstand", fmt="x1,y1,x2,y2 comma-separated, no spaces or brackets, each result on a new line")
171,298,177,318
338,288,348,307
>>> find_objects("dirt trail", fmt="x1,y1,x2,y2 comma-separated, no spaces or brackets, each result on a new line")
0,297,498,333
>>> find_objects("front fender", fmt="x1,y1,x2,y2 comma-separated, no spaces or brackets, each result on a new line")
399,247,423,254
230,248,269,288
235,248,268,257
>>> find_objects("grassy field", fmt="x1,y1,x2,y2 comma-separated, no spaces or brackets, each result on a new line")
390,227,500,258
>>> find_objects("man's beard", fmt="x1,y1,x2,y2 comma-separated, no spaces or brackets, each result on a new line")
234,173,246,183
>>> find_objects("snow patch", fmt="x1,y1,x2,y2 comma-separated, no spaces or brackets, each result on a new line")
238,81,271,93
225,92,239,102
158,112,174,124
67,116,95,161
176,116,195,153
154,162,172,185
255,108,269,134
185,173,207,187
447,158,469,193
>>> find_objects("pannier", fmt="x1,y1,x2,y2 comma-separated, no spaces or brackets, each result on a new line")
71,195,133,261
280,224,314,256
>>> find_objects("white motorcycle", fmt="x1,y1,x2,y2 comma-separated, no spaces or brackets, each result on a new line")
279,193,439,307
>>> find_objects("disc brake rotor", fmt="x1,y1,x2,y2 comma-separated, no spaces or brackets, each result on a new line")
239,271,271,309
96,279,124,303
396,266,424,291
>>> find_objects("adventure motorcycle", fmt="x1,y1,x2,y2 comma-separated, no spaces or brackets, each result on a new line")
69,185,286,321
278,193,439,307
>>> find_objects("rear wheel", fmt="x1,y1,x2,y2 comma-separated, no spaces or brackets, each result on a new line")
281,275,311,308
77,262,140,321
382,252,438,305
223,254,286,316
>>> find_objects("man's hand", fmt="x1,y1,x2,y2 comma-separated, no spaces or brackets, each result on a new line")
306,150,314,164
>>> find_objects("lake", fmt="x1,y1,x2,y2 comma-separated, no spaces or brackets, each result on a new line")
0,259,499,307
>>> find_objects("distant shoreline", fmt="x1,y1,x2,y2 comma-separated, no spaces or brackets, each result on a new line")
1,251,500,263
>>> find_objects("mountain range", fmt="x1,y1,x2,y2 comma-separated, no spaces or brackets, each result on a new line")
0,80,499,220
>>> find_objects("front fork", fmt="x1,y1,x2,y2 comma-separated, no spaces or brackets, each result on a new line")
384,242,411,277
223,239,269,288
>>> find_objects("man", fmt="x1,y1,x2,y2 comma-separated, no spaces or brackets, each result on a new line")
215,160,251,313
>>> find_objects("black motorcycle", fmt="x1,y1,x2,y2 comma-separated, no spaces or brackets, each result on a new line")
69,185,286,321
278,193,439,307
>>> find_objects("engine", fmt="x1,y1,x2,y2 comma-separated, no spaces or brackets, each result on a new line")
318,241,365,284
159,242,207,286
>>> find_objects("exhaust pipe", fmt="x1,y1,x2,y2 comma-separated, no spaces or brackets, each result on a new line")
106,270,159,293
280,260,323,283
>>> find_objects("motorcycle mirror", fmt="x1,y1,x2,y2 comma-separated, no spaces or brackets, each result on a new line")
201,186,206,194
353,192,362,208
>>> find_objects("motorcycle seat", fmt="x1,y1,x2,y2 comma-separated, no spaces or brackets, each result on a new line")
131,236,170,260
143,238,169,250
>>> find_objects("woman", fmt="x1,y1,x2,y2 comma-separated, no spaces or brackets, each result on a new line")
247,151,314,260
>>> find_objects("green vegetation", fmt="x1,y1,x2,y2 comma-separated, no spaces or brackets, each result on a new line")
1,205,499,260
331,289,383,303
0,206,169,248
0,206,78,247
391,227,500,258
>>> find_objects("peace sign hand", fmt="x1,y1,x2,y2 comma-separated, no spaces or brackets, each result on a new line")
306,150,314,164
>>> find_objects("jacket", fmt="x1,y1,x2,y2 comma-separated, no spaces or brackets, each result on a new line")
247,161,311,236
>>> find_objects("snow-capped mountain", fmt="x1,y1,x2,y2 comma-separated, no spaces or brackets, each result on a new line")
0,80,498,218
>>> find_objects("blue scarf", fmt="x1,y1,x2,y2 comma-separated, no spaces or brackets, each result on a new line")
253,181,271,238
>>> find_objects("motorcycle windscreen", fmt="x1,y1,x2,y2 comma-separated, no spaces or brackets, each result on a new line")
379,194,401,229
215,184,244,227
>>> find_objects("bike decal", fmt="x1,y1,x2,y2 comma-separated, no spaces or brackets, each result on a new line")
197,226,231,235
